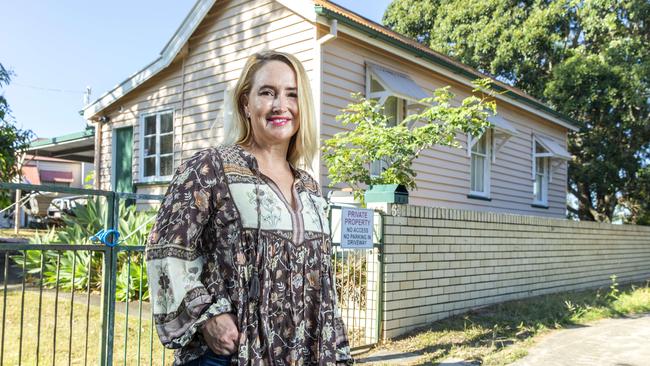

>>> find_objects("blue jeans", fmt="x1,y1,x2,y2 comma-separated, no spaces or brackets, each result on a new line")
185,349,233,366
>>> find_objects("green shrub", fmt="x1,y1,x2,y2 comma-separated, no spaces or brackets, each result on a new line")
11,197,156,301
115,254,149,302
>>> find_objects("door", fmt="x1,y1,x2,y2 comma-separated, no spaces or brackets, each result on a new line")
114,127,134,194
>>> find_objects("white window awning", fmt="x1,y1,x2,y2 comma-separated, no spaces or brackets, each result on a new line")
488,115,519,136
489,114,519,162
535,135,572,160
533,134,572,182
467,114,520,161
367,62,428,104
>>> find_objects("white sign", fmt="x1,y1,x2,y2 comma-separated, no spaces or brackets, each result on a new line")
340,207,374,249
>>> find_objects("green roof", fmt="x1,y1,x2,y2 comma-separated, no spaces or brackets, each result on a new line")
30,127,95,149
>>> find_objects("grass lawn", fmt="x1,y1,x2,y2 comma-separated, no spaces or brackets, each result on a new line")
365,277,650,366
0,289,175,365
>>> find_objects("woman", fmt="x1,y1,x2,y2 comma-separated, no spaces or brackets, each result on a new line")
146,50,354,366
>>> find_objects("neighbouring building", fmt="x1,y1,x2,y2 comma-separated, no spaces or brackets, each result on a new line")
82,0,577,218
6,129,96,227
7,153,95,227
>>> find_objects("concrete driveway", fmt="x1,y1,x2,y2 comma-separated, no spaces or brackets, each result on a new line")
510,313,650,366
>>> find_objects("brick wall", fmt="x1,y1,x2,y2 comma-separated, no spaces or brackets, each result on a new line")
370,203,650,339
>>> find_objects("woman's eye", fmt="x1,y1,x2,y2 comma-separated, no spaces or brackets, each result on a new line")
260,89,274,96
288,92,298,98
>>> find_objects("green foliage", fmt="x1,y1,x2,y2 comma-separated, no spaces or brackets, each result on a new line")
626,167,650,225
41,251,96,290
0,62,34,206
115,254,149,302
83,170,95,189
117,202,156,245
323,80,495,204
608,274,620,300
11,197,155,300
383,0,650,223
60,197,107,240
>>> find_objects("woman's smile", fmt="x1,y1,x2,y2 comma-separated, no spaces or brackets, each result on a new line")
267,116,292,127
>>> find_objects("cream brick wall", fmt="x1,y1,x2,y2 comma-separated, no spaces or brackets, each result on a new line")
378,203,650,339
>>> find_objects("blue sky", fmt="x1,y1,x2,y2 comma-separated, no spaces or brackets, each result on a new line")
1,1,392,139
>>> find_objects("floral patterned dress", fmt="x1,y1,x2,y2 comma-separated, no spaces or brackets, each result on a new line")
146,144,353,366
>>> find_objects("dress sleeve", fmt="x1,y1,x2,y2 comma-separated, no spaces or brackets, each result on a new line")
145,149,232,349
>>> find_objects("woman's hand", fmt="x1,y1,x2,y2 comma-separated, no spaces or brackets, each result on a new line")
200,313,239,355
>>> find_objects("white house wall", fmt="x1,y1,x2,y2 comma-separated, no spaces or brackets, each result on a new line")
97,0,316,195
320,32,569,218
95,0,570,218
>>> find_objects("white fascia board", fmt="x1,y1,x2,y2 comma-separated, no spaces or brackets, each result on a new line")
276,0,317,22
83,0,216,120
322,19,578,132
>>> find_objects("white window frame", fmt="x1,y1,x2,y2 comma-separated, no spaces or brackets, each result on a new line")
532,139,551,206
469,129,491,197
366,66,410,177
139,109,175,182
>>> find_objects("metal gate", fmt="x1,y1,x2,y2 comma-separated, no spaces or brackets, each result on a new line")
0,183,384,365
328,205,384,352
0,182,167,366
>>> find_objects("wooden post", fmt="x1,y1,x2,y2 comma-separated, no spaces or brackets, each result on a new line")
14,189,21,235
14,153,26,236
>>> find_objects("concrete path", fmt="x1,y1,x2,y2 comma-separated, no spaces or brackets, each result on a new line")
510,313,650,366
355,351,425,365
356,313,650,366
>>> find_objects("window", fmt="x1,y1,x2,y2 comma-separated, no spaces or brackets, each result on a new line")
470,129,491,196
366,62,425,177
466,116,519,198
370,96,406,176
533,139,551,206
534,141,549,204
531,134,572,206
140,110,174,181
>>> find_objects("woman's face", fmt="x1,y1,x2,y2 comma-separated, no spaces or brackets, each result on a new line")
243,60,300,149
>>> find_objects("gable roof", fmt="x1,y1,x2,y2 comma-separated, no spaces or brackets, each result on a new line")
84,0,578,131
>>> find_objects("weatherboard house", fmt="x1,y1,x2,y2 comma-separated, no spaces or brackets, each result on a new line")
82,0,577,218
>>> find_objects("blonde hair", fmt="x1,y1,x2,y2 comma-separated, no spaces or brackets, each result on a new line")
224,50,317,169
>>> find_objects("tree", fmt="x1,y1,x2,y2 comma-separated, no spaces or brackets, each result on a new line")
323,80,495,205
0,63,34,206
383,0,650,223
626,167,650,225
